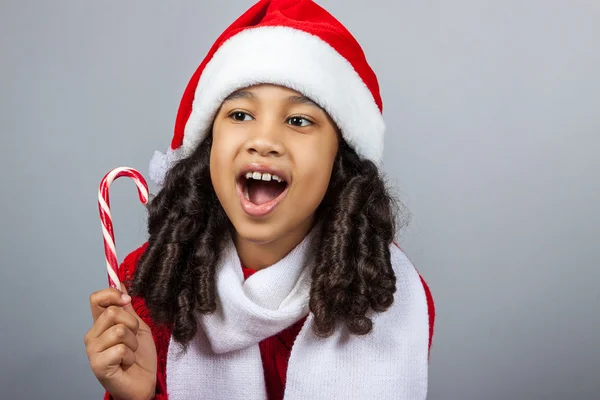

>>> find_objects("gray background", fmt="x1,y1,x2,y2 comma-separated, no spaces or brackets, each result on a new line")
1,0,598,399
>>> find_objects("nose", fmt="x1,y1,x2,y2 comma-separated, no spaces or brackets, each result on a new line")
244,121,286,157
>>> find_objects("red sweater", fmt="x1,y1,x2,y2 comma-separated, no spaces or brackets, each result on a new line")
104,244,435,400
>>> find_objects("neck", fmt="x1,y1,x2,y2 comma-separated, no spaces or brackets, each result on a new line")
234,217,315,271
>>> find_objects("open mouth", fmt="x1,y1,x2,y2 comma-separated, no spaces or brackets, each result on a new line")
236,171,289,216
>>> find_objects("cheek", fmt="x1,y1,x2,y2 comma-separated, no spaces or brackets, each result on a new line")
292,137,337,206
209,136,234,195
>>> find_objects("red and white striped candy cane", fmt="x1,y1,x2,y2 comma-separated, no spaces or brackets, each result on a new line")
98,167,149,290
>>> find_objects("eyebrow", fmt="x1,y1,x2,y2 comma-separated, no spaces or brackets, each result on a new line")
286,95,321,110
223,91,257,103
222,90,322,110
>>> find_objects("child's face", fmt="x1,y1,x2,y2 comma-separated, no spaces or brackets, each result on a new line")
210,84,339,246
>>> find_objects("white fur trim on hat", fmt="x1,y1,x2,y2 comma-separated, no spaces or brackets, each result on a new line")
148,147,184,188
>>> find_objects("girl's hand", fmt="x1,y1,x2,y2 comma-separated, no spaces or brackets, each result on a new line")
84,287,157,400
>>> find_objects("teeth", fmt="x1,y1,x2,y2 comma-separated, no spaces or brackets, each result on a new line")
244,171,284,182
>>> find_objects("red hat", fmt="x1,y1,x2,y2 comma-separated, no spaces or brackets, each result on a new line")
149,0,385,186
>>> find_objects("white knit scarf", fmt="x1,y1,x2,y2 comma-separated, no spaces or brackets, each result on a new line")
166,231,429,399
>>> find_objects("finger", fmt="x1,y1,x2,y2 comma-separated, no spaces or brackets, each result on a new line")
86,305,139,343
92,344,136,376
89,323,139,355
89,288,132,321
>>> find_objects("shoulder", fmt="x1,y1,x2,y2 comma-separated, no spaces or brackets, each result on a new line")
117,243,171,333
116,243,150,319
390,242,436,356
117,243,149,284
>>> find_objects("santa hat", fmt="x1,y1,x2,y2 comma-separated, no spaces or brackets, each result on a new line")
149,0,385,187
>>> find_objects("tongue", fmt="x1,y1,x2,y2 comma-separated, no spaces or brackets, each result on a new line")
248,180,286,205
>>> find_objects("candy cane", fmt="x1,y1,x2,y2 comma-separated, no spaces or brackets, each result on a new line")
98,167,149,291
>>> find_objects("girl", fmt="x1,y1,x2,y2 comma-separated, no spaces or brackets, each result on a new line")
84,1,435,399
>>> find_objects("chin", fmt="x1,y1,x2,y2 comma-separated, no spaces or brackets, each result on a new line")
233,220,287,245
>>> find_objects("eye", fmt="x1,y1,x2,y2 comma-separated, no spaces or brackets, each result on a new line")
287,116,313,127
229,111,254,122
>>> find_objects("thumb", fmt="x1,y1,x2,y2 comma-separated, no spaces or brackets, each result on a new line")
119,284,138,316
119,284,151,333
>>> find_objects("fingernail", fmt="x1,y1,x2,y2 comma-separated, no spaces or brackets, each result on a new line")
121,293,131,302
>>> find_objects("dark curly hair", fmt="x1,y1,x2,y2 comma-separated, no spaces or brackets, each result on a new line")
130,132,404,348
